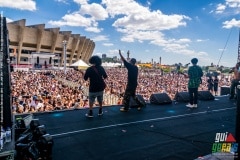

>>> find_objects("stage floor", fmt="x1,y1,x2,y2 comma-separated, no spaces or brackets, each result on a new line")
33,95,237,160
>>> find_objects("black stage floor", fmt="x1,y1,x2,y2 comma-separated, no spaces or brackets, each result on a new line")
33,96,237,160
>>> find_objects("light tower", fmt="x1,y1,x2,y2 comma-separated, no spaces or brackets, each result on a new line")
62,40,67,74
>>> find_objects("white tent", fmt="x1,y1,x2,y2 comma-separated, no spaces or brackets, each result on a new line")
102,62,121,68
70,59,89,69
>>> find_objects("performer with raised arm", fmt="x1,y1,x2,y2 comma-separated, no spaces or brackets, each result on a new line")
119,50,145,112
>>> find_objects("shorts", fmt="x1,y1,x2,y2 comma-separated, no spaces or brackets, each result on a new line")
89,91,104,104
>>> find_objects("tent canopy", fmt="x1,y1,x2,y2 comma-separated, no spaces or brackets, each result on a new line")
71,59,89,69
102,62,121,68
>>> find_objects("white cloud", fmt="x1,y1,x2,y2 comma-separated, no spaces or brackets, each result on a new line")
196,39,208,42
215,0,240,14
0,0,36,11
218,48,226,52
101,0,194,58
177,38,191,43
223,18,240,28
226,0,240,8
85,27,102,33
102,43,113,46
215,3,226,14
74,0,89,5
49,0,201,59
80,3,108,20
91,35,109,41
103,0,190,31
49,1,108,32
52,0,190,35
49,13,92,27
55,0,68,3
6,17,13,23
107,49,119,55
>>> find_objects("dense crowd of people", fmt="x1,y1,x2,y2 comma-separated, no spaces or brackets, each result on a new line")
11,67,232,114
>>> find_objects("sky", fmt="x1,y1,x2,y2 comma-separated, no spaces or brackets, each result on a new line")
0,0,240,67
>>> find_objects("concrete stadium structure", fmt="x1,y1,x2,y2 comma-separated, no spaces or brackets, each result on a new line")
7,19,95,68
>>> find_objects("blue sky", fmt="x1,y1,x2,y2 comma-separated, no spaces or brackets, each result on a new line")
0,0,240,67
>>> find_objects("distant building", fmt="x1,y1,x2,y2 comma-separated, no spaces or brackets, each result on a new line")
113,56,118,61
208,66,217,72
102,54,107,59
7,19,95,68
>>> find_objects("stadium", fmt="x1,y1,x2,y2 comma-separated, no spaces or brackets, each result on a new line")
7,19,94,69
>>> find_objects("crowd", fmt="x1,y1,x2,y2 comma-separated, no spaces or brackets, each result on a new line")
11,67,232,114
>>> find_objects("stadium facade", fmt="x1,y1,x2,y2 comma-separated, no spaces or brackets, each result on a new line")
7,19,95,68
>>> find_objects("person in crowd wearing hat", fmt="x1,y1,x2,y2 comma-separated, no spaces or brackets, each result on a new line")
185,58,203,108
229,62,240,99
84,55,108,117
118,50,145,112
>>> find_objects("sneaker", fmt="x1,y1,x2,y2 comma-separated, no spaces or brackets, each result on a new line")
85,111,93,118
137,104,144,111
186,104,194,108
193,104,198,108
120,107,129,112
98,108,103,116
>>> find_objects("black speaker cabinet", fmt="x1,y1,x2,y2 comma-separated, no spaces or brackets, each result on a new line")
174,91,189,102
150,93,172,105
220,86,230,95
130,94,146,108
198,91,215,100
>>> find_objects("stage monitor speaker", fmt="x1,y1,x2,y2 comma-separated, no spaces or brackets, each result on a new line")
130,94,146,108
220,86,230,95
150,93,172,105
174,91,189,102
198,91,215,101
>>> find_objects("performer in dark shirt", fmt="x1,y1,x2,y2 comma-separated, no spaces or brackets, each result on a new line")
119,50,144,112
84,56,107,117
213,76,219,96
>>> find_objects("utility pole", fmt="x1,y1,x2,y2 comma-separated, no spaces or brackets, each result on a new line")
127,50,130,61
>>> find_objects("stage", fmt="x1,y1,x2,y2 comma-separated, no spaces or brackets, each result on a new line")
32,95,237,160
